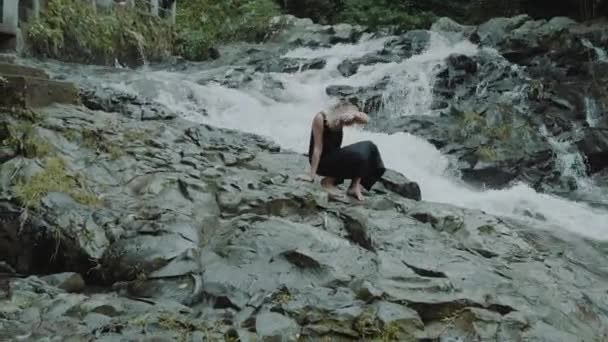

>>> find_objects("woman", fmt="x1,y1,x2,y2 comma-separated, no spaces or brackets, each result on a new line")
302,101,386,201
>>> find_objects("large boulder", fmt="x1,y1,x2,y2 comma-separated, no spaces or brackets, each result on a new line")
576,127,608,174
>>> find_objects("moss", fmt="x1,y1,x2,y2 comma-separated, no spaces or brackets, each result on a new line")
354,310,380,338
156,313,212,342
14,157,101,209
380,322,401,341
2,122,52,158
488,124,512,141
82,130,125,160
461,111,483,124
4,108,44,122
475,146,498,161
61,127,80,142
123,129,147,142
26,0,174,66
272,289,292,304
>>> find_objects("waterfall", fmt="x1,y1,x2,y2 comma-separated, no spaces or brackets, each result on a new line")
35,31,608,241
582,38,608,63
585,96,602,127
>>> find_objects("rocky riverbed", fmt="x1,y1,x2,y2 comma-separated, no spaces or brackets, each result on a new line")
1,14,608,342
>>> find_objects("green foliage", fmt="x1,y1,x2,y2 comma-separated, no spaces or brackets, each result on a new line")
81,129,125,160
475,145,497,161
488,124,512,141
26,0,174,66
281,0,343,25
175,0,281,60
280,0,435,29
14,157,100,209
123,129,147,142
2,122,52,158
338,0,436,30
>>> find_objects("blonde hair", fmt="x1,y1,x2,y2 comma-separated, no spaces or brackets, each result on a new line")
324,100,359,130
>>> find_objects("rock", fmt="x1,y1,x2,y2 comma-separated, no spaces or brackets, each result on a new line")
437,53,478,87
327,23,365,44
374,301,423,338
379,169,422,201
337,54,394,77
80,87,176,121
255,57,326,73
1,30,608,342
41,272,85,293
430,17,476,40
0,261,16,274
575,127,608,174
0,62,49,79
0,75,80,109
382,30,431,58
325,79,389,114
471,14,532,47
341,208,375,252
83,312,112,330
101,219,201,281
0,54,17,63
255,311,299,341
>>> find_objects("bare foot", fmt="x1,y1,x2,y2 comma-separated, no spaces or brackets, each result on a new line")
347,187,365,201
321,177,341,196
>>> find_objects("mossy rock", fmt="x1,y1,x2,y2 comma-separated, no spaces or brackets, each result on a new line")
0,63,49,79
0,75,80,109
14,157,100,209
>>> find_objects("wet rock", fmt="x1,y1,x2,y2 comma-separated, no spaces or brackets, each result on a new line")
101,219,201,282
337,54,394,77
437,53,478,87
41,272,85,293
374,301,423,338
0,261,16,274
2,38,608,342
256,311,299,341
575,127,608,174
382,30,431,58
431,17,476,40
327,23,365,44
0,62,49,79
254,57,326,73
379,169,422,201
341,208,375,252
201,216,376,310
471,14,532,48
0,74,80,109
325,79,389,114
80,87,177,121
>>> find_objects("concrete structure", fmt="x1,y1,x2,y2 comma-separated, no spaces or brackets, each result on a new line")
0,0,20,36
1,0,176,52
1,0,21,51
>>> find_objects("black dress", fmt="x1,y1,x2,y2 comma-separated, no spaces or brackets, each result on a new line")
308,112,386,191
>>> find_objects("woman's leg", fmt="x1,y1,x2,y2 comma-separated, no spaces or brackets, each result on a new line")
317,141,385,199
347,178,365,201
320,176,340,195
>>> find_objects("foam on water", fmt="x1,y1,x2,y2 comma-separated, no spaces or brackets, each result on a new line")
582,38,608,63
585,96,602,127
101,33,608,240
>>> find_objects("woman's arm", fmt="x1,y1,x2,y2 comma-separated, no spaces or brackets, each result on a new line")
353,111,369,124
309,113,325,180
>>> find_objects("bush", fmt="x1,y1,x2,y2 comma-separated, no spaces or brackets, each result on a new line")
175,0,281,61
338,0,436,30
279,0,343,25
26,0,174,66
14,157,100,209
